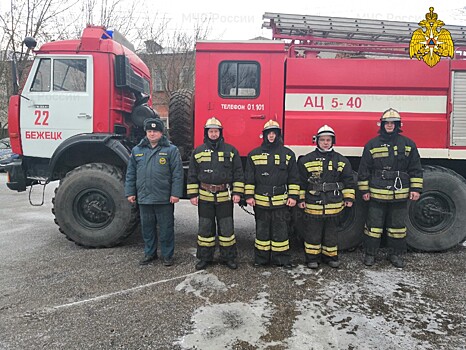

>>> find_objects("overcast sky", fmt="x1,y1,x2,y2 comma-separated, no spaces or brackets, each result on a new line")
150,0,466,40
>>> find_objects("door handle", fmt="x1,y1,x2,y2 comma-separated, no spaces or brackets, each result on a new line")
77,113,92,119
251,114,265,119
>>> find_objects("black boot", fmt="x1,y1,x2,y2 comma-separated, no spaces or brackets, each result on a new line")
389,255,405,268
195,260,209,270
139,254,157,266
364,255,375,266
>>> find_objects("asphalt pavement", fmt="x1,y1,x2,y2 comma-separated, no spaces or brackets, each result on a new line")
0,173,465,350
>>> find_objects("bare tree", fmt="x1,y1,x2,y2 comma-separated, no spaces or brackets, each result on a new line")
0,0,213,129
141,17,212,98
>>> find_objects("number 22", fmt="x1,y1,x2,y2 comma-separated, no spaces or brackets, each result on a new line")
34,110,49,125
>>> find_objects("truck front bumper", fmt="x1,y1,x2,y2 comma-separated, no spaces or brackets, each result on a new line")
6,160,27,192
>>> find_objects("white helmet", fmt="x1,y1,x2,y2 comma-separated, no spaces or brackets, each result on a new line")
314,125,336,144
316,125,335,138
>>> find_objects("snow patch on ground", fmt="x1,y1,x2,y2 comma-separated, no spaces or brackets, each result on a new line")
176,291,274,349
175,268,464,349
285,269,461,350
175,272,227,300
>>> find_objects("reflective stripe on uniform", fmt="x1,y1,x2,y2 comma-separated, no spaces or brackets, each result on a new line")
322,245,338,257
304,201,344,215
358,180,369,191
251,154,268,165
370,187,409,200
254,193,288,207
219,234,236,247
387,227,407,239
299,190,306,200
342,188,355,200
255,239,271,251
271,239,289,252
410,178,423,189
233,182,244,193
337,161,346,172
304,160,323,173
194,151,212,163
370,147,389,159
197,235,216,247
288,184,300,195
304,242,321,255
245,184,255,195
217,151,225,162
199,189,230,203
187,183,199,195
364,226,383,238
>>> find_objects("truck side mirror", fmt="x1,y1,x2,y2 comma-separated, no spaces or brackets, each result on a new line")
23,37,37,49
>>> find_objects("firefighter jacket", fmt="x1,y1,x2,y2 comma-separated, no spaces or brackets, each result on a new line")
358,133,423,202
244,142,300,209
125,135,184,204
187,139,244,203
297,149,355,217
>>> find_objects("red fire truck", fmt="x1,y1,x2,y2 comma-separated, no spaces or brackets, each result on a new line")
6,14,466,252
169,13,466,252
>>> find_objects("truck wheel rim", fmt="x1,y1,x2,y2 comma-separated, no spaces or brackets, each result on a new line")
409,191,455,234
73,189,115,229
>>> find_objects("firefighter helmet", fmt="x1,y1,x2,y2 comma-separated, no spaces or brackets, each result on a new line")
204,117,223,129
263,120,281,132
314,125,336,144
380,108,402,122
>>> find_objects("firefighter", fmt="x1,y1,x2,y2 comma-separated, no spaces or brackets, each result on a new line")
297,125,355,269
358,108,423,268
187,117,244,270
244,120,300,269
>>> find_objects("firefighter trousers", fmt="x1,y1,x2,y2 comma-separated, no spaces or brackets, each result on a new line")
139,204,175,259
253,207,291,266
364,200,407,256
302,214,339,263
196,201,237,262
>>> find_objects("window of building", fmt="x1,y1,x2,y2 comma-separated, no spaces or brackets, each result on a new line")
153,69,164,92
53,59,86,92
30,58,51,92
180,66,194,88
218,61,260,98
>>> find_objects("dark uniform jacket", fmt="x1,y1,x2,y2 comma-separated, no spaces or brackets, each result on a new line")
125,135,184,204
244,142,300,209
298,149,355,217
187,139,244,203
358,133,423,202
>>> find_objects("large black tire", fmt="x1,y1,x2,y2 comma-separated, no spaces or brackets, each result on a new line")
168,89,194,161
52,163,138,247
406,166,466,252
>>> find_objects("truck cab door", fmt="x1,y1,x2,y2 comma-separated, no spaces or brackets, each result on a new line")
20,55,94,158
194,41,285,157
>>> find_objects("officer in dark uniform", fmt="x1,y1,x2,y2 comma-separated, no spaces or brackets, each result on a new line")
244,120,300,269
358,108,423,268
187,117,244,270
297,125,355,269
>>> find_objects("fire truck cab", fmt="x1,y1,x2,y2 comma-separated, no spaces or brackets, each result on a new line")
7,26,155,247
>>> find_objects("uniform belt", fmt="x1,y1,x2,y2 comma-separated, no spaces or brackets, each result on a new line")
200,182,227,193
309,182,343,192
256,184,287,196
374,170,408,180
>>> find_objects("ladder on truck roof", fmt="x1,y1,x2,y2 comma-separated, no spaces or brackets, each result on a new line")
262,12,466,57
